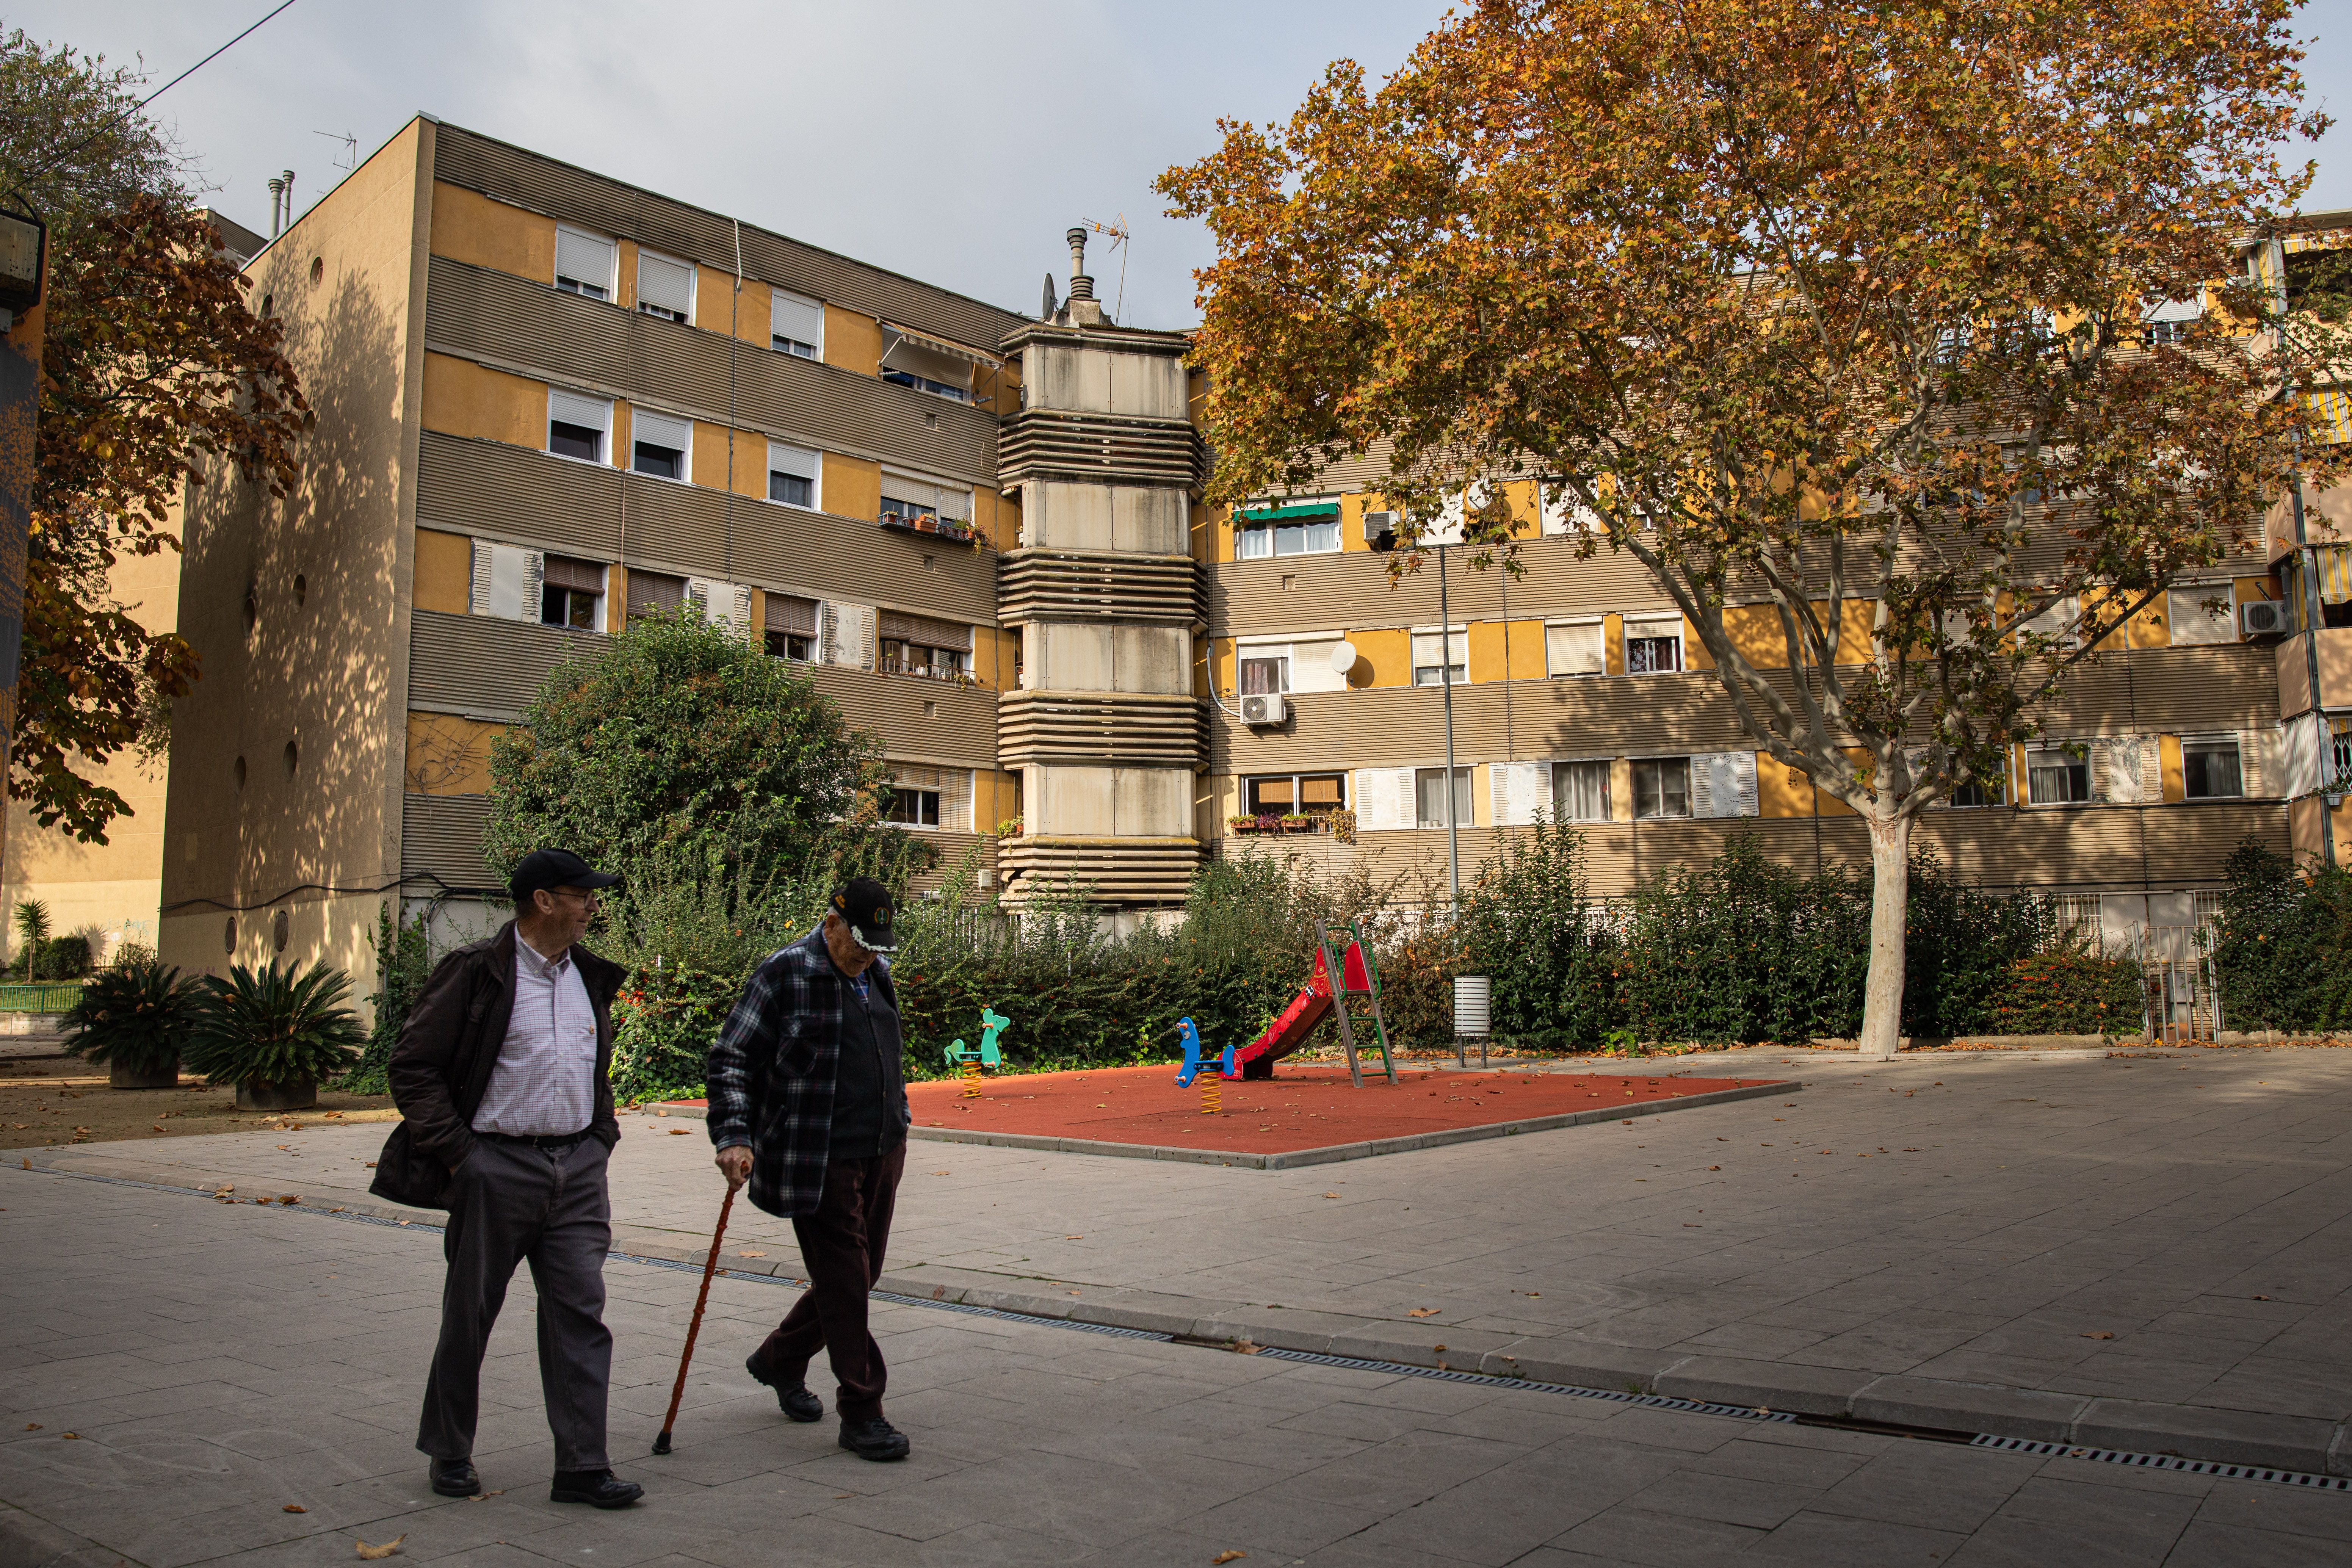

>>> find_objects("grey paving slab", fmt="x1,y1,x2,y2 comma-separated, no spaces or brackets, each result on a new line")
6,1165,2352,1565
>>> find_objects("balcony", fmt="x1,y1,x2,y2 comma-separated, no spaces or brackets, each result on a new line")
879,509,978,547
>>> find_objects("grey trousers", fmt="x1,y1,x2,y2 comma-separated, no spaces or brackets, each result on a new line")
416,1136,613,1471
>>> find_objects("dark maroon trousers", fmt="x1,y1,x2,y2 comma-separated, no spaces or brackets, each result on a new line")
752,1145,906,1423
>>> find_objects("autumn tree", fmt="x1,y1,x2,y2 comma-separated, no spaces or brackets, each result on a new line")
1,31,308,841
1162,0,2338,1057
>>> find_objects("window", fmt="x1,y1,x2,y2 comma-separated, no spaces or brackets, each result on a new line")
2330,714,2352,788
2143,296,2202,347
883,764,971,830
2026,744,2090,804
1415,766,1472,829
547,389,611,464
631,409,691,481
540,555,605,631
2166,585,2236,645
555,226,616,300
1625,617,1684,674
879,471,974,538
1551,760,1609,821
1411,628,1467,687
2181,736,2244,799
878,611,973,681
765,593,818,661
1545,620,1605,677
626,570,686,622
1632,758,1691,819
635,249,695,324
1238,650,1290,695
880,333,975,402
1947,771,2007,808
768,441,818,509
1540,479,1601,536
771,287,823,359
1246,774,1347,818
2014,595,2078,649
1236,503,1340,559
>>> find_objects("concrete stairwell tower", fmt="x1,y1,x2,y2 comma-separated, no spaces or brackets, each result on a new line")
993,229,1206,912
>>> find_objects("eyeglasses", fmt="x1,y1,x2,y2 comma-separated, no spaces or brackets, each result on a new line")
549,888,602,906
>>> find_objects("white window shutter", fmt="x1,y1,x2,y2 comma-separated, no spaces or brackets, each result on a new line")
2098,737,2145,804
1689,757,1713,818
555,227,615,293
824,602,874,669
469,539,493,616
771,288,824,348
2253,725,2290,797
732,584,755,639
636,251,695,319
1354,768,1413,832
1727,750,1758,816
548,388,612,434
685,577,711,617
1490,761,1550,827
472,542,536,621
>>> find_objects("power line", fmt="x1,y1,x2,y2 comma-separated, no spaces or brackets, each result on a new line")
26,0,309,191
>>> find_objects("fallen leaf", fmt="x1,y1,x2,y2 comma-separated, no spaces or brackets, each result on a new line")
279,1195,300,1205
1407,1307,1439,1318
738,1250,767,1259
61,1433,78,1440
23,1423,39,1430
1321,1192,1340,1199
356,1535,406,1559
1708,1165,1721,1171
396,1220,411,1227
2083,1330,2115,1340
1432,1344,1447,1352
363,1162,376,1168
2253,1294,2271,1301
668,1129,690,1136
1213,1552,1247,1564
835,1491,856,1499
1064,1235,1084,1241
467,1490,505,1500
931,1171,950,1176
1526,1292,1539,1299
284,1504,307,1513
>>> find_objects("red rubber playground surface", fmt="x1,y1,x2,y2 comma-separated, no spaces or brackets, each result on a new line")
898,1064,1785,1156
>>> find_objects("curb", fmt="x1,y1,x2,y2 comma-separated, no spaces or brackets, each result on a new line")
654,1079,1794,1167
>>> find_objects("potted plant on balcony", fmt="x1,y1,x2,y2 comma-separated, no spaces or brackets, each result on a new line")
182,960,368,1111
1229,814,1261,835
61,954,199,1089
1281,813,1316,834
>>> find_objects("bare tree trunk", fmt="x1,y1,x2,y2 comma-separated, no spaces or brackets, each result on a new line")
1858,808,1912,1060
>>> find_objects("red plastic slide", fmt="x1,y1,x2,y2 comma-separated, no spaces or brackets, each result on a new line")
1228,943,1373,1080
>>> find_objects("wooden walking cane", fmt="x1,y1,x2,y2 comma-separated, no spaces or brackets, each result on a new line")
653,1184,735,1454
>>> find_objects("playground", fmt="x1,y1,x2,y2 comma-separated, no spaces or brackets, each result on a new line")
904,1063,1785,1158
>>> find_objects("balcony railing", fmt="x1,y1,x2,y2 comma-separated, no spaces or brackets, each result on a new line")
878,510,977,546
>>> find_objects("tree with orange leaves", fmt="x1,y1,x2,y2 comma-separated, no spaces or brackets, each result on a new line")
1162,0,2339,1057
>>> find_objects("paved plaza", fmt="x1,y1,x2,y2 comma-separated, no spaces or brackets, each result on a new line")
6,1043,2352,1563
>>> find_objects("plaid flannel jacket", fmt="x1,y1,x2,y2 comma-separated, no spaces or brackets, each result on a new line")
705,927,904,1218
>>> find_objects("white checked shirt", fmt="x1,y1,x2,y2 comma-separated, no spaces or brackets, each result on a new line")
471,933,597,1136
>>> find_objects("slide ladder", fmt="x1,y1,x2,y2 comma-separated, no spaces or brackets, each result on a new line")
1222,918,1399,1087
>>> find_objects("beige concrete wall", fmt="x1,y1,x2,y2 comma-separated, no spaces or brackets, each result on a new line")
1024,482,1186,554
0,529,182,958
158,117,435,1001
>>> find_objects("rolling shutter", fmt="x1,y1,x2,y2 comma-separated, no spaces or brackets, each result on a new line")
636,250,696,320
554,227,615,294
771,288,824,350
469,541,541,622
879,611,973,650
1490,761,1551,826
548,388,611,434
631,408,692,456
766,594,819,636
2245,726,2280,797
1545,621,1605,676
1352,767,1417,832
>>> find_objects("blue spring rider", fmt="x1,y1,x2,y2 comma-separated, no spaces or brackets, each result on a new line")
1172,1016,1234,1089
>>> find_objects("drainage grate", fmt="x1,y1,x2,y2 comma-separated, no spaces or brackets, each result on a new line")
1250,1346,1798,1424
1971,1434,2352,1491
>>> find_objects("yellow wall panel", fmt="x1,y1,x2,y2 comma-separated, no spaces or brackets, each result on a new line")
611,404,631,469
686,420,767,496
405,711,505,797
694,269,761,342
1466,619,1547,683
2236,575,2279,612
1683,615,1715,672
825,305,882,376
422,352,544,448
1608,757,1634,821
1757,753,1816,818
1721,603,1785,668
616,240,641,313
824,453,880,523
1352,627,1411,688
2160,733,2185,802
428,182,553,282
1602,612,1625,676
413,528,472,614
1207,637,1233,695
2127,592,2172,649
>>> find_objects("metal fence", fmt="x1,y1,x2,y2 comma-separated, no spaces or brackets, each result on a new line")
0,982,84,1014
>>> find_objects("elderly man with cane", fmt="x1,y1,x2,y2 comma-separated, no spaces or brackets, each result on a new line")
370,849,644,1509
705,877,914,1461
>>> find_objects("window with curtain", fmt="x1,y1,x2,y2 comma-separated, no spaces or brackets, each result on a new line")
1625,618,1683,674
1235,503,1340,558
1414,766,1471,829
1238,650,1289,695
1551,760,1609,821
2026,745,2090,804
768,441,818,508
1632,758,1691,819
1411,629,1467,687
2182,737,2244,799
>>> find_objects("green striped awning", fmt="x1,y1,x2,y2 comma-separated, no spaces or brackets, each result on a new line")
1235,502,1340,523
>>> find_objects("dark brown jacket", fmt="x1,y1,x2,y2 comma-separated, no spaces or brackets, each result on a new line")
369,920,625,1210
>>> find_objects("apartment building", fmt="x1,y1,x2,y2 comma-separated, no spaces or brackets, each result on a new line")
1197,220,2352,907
157,118,1159,983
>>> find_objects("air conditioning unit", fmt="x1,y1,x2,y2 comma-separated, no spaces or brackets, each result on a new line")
1240,694,1288,727
2239,599,2290,639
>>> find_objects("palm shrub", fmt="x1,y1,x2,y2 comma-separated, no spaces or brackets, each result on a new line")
12,897,50,981
60,958,197,1076
183,961,368,1096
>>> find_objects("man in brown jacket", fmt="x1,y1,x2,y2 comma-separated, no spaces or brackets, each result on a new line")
372,848,642,1509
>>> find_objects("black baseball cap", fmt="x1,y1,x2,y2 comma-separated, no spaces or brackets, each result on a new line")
830,877,897,952
510,848,621,905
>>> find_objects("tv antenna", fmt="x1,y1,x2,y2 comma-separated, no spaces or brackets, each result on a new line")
1080,215,1129,323
313,128,359,175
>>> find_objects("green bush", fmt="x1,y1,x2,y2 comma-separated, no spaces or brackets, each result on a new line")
182,961,368,1087
60,958,197,1074
1984,952,2143,1034
2214,836,2352,1033
342,904,433,1095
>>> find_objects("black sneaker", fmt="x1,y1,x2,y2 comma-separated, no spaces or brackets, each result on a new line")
429,1457,478,1498
837,1417,910,1462
550,1469,644,1508
746,1353,823,1422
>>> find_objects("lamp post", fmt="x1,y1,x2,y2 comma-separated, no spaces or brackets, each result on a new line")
1438,542,1459,916
0,201,46,846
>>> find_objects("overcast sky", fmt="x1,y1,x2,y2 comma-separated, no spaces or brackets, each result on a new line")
20,1,2352,331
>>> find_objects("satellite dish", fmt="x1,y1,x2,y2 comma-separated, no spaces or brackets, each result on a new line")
1330,640,1359,674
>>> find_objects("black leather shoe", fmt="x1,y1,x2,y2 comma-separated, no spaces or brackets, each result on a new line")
746,1353,823,1422
549,1469,644,1508
429,1458,478,1498
837,1417,910,1462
